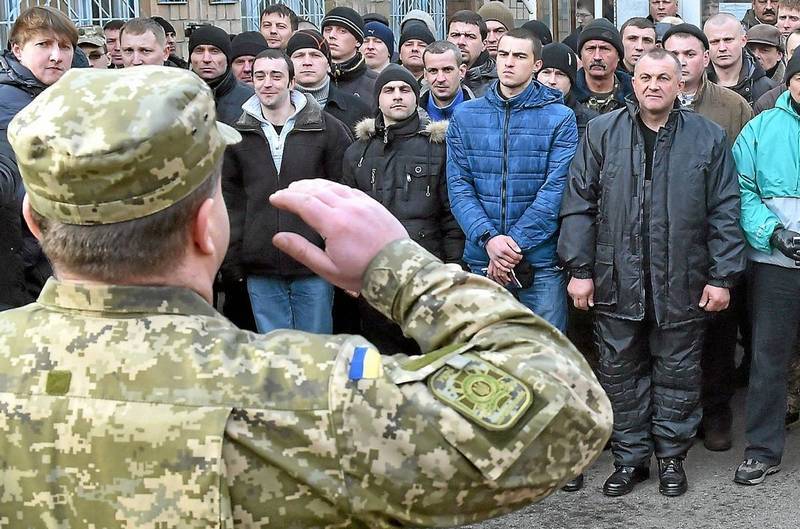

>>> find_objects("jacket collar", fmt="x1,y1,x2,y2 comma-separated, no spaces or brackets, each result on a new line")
36,277,218,317
331,53,367,82
706,49,765,87
484,78,564,109
418,84,474,107
573,67,634,104
207,68,238,98
235,91,323,132
0,50,49,95
775,89,800,117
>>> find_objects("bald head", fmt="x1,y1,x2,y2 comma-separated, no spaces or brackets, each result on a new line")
703,13,746,36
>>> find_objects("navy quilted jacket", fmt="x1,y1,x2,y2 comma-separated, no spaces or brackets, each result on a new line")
446,80,578,268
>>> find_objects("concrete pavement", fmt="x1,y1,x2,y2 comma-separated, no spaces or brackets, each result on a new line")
460,390,800,529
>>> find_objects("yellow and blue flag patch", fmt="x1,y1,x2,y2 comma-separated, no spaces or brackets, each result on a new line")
349,345,383,380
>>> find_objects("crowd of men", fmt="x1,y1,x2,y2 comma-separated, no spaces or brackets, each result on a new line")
0,0,799,512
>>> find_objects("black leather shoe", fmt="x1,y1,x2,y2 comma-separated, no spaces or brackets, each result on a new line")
658,457,688,497
561,473,584,492
602,465,650,497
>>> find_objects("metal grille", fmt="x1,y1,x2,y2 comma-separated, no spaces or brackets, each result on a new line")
1,0,138,47
390,0,447,40
241,0,325,32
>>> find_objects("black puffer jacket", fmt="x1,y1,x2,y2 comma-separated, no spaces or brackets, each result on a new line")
0,148,29,310
209,69,253,125
558,100,746,327
222,94,352,280
324,83,371,134
330,53,377,102
706,50,775,106
342,111,464,263
0,51,47,144
463,51,498,98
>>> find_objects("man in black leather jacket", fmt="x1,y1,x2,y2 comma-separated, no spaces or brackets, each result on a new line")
558,49,746,499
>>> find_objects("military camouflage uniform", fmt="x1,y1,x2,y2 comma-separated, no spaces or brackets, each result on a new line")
0,66,612,528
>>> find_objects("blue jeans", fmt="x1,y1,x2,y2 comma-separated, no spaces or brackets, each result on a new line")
246,275,333,334
470,264,567,332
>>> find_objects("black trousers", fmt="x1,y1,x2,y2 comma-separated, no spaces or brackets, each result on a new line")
595,313,704,467
744,262,800,464
701,281,750,416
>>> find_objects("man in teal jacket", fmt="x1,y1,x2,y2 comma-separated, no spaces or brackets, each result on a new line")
732,52,800,486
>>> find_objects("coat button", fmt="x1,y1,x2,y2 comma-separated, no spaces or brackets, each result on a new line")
415,166,422,174
418,231,426,238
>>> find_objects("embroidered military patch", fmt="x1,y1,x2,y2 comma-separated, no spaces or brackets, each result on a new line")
349,346,384,380
428,355,532,431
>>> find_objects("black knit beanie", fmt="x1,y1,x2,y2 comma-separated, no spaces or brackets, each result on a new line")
286,29,331,61
363,13,390,27
231,31,268,60
189,25,233,63
662,23,709,50
321,7,365,43
152,16,175,35
785,52,800,86
540,43,577,86
578,18,624,59
374,64,420,105
399,23,435,48
521,20,553,46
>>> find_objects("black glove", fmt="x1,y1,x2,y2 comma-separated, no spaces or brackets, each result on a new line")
770,227,800,260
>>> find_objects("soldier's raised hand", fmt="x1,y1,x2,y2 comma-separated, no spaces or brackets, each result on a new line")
270,180,408,292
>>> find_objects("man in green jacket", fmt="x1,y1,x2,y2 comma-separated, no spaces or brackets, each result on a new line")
0,65,611,528
732,52,800,486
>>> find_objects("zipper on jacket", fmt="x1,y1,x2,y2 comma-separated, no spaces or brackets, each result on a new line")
371,168,376,194
501,103,511,233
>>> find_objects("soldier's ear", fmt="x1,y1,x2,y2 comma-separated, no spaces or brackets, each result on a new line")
192,197,217,256
21,195,42,241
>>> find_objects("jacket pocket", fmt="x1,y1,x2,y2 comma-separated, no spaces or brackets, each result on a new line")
403,161,435,201
593,243,617,306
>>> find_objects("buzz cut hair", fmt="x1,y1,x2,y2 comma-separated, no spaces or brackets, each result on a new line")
423,40,463,66
120,17,167,47
500,27,543,60
260,4,299,31
637,47,682,76
783,0,800,10
704,12,746,36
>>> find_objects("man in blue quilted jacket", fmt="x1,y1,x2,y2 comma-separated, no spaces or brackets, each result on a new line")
446,28,578,333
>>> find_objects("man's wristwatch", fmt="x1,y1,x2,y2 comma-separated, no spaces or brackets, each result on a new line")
478,231,492,247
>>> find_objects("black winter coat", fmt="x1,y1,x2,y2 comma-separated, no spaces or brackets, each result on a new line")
565,90,599,139
0,148,29,310
558,100,746,327
0,51,47,144
324,83,371,134
222,94,353,280
706,50,775,106
342,112,464,263
330,53,377,103
210,69,253,125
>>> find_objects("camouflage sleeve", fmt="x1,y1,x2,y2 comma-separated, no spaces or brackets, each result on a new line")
330,239,612,528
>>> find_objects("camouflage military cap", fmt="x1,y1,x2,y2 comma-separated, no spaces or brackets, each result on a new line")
9,66,241,225
77,25,105,47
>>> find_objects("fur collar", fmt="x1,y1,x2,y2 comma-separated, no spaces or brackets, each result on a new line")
354,116,448,143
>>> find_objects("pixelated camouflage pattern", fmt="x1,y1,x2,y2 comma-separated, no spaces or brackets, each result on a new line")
0,240,611,528
78,25,106,47
7,66,241,226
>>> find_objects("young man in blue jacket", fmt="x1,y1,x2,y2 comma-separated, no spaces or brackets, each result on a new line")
446,27,578,334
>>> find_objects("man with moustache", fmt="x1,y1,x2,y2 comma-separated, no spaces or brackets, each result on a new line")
742,0,780,29
420,40,474,121
620,18,657,75
559,48,745,497
663,24,753,452
222,49,352,335
230,32,268,86
574,18,634,114
705,13,775,106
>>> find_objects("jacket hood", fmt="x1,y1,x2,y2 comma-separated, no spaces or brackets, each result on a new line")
235,91,323,131
484,78,564,109
774,89,800,117
354,111,448,143
0,50,48,94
